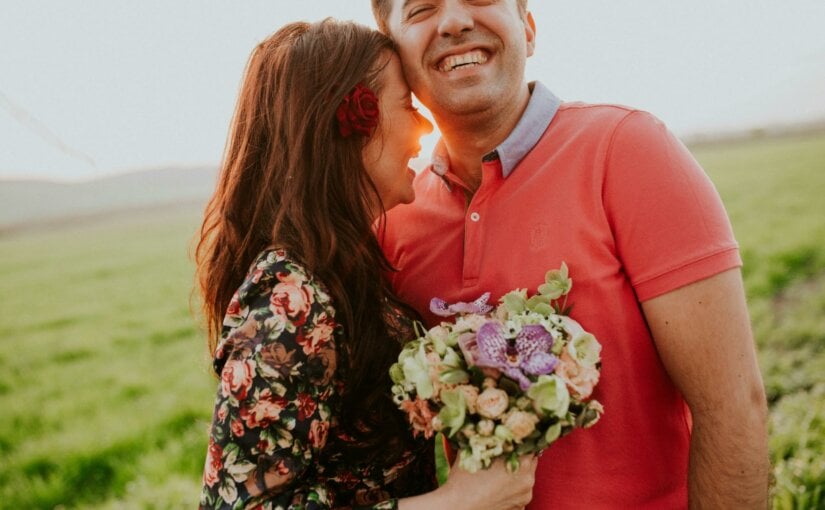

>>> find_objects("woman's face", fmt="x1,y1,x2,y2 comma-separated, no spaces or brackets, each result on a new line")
362,53,433,212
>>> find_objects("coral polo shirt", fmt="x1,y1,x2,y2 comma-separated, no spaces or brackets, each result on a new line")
381,82,741,509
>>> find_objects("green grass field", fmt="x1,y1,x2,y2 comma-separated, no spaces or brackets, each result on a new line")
1,132,824,509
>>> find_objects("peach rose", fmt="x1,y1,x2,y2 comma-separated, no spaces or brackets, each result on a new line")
217,404,228,422
270,275,313,326
221,359,256,400
309,419,330,449
230,419,244,438
504,411,539,442
240,389,287,429
226,293,242,317
476,387,509,419
556,350,600,399
298,312,335,355
203,437,222,488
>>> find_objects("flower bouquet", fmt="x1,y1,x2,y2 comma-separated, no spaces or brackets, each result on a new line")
390,264,604,473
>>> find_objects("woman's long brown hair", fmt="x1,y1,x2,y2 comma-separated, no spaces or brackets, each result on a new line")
195,19,415,460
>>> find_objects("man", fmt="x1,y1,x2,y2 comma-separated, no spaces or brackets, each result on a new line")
372,1,770,508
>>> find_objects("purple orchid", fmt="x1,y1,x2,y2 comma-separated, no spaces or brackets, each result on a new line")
475,322,559,390
430,292,494,317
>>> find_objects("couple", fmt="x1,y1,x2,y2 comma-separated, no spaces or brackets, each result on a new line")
196,1,769,509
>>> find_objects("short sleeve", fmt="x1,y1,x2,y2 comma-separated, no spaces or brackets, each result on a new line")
201,257,344,509
603,111,741,302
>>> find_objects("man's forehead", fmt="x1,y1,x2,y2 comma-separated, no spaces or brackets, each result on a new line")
389,0,525,16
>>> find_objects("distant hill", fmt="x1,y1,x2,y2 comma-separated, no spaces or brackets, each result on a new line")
0,166,218,230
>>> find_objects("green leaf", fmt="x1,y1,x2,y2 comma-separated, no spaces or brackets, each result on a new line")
516,440,536,455
442,347,462,368
506,452,521,473
389,363,404,384
434,432,450,486
530,302,555,317
439,369,470,385
545,422,562,443
439,389,467,436
502,290,528,314
543,263,573,297
495,425,514,441
497,376,521,396
538,283,563,300
527,295,552,307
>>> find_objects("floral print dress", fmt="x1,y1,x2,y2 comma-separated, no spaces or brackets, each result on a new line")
200,249,434,509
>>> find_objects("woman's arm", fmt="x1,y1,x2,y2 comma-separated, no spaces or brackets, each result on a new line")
200,259,342,509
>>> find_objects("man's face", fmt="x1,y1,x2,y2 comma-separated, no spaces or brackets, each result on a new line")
385,0,535,119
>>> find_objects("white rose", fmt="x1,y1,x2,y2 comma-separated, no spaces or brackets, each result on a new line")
503,411,539,442
477,419,495,436
477,388,510,419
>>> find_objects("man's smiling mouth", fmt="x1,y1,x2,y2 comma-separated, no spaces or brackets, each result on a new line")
437,50,489,72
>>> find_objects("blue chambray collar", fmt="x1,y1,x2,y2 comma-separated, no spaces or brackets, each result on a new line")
431,81,561,182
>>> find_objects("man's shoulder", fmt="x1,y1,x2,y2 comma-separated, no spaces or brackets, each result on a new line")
556,101,645,127
548,102,669,147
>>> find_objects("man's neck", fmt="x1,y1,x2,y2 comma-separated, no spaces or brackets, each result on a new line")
434,83,531,194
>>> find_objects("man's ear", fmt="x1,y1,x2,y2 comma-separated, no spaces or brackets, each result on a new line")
525,11,537,57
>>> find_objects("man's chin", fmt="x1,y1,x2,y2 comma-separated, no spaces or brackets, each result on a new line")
431,92,498,118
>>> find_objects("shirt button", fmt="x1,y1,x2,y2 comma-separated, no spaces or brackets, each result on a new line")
470,212,481,222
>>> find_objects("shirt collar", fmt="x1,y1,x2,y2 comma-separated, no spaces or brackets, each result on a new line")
431,81,561,181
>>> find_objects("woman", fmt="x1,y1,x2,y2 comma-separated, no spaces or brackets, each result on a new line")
196,19,537,509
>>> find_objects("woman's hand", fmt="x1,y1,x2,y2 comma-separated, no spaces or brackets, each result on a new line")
441,455,538,510
399,455,538,510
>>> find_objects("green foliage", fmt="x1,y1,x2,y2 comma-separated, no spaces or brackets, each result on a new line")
0,132,823,507
0,208,213,509
434,433,450,487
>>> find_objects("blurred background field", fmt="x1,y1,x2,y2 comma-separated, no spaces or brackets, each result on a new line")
1,130,824,508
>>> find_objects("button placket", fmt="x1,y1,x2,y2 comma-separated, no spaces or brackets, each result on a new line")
462,159,500,286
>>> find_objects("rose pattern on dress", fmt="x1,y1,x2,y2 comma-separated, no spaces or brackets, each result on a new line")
201,249,434,509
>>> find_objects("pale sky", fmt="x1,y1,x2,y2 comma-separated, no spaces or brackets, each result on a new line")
2,1,824,181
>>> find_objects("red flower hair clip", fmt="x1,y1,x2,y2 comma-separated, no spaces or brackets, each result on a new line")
336,83,379,138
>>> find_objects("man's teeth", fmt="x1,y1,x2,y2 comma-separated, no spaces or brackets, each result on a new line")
439,50,488,72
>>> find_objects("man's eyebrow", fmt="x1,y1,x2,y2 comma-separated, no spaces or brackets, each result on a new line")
401,0,415,11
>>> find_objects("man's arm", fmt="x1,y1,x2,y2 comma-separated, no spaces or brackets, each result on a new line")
641,268,769,509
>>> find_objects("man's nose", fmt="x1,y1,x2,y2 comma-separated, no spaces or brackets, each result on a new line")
437,0,474,38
